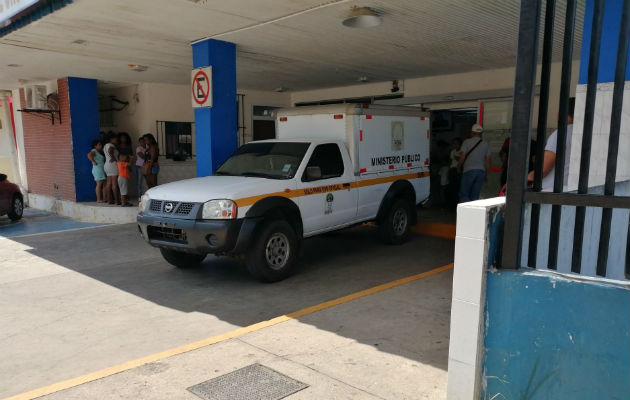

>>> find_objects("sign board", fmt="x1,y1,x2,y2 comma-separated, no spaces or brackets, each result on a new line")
191,66,212,108
0,0,39,24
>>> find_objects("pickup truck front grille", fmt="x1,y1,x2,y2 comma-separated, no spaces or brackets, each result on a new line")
149,200,197,216
150,200,163,212
176,202,195,215
147,226,187,244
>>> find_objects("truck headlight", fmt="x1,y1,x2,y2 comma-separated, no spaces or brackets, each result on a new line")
202,199,237,219
139,194,150,213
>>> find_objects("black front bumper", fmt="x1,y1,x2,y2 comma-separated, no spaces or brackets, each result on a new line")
137,213,260,255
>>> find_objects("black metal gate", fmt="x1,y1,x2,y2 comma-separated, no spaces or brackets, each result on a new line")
501,0,630,278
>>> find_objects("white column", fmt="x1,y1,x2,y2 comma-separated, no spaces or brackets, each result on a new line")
447,197,505,400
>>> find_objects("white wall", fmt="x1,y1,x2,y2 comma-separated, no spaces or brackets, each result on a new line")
99,82,195,145
0,93,19,183
100,83,291,146
291,61,581,130
239,89,290,144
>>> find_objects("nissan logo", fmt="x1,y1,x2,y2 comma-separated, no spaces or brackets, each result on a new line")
164,202,174,213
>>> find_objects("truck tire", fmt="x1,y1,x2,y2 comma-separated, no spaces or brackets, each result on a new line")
8,194,23,221
160,248,205,269
246,219,299,282
379,198,412,245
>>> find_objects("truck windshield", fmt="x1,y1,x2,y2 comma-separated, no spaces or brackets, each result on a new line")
215,142,310,180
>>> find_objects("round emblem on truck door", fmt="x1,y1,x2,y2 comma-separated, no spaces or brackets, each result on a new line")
164,202,174,213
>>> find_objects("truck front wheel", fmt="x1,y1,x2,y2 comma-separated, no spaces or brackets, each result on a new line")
160,248,206,269
379,198,412,245
246,220,299,282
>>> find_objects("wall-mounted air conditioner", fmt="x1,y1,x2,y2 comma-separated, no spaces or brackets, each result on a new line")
25,85,47,109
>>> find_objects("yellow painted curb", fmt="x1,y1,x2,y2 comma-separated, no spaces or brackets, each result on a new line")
412,222,456,240
3,263,454,400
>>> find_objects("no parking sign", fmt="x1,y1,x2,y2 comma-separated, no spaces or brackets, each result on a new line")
191,66,212,108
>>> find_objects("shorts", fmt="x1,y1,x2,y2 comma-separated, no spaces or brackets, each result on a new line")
92,165,106,181
104,161,118,177
151,165,160,174
117,176,129,196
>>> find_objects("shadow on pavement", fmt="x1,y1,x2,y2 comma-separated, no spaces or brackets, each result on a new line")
10,222,454,371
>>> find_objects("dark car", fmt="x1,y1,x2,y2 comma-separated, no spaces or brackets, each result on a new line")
0,173,23,221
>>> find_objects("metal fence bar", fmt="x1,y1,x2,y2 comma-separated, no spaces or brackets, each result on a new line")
596,0,630,277
529,0,556,268
524,192,630,208
501,0,542,269
547,0,577,270
571,0,605,274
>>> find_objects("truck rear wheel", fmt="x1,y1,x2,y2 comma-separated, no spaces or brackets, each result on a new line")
246,220,299,282
379,198,412,245
160,248,205,269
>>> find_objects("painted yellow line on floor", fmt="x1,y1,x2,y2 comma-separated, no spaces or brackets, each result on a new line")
412,221,456,240
3,263,453,400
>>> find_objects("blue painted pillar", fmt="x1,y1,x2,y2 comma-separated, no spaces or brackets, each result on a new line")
579,0,630,83
67,77,99,202
192,39,237,177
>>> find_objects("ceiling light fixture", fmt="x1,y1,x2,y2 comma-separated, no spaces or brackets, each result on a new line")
342,6,382,29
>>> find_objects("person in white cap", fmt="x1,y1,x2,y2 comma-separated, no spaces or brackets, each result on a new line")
457,123,491,202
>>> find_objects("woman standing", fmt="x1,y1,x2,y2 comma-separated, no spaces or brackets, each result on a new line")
144,133,160,188
103,133,121,204
135,136,147,197
87,140,106,203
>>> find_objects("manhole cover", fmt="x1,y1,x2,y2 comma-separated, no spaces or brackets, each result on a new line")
187,363,308,400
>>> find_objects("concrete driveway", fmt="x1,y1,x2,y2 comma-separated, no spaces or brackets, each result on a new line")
0,221,454,399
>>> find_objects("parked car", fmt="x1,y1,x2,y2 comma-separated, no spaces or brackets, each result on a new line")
0,173,23,221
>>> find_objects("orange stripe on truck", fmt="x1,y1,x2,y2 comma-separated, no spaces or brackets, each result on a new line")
235,171,430,207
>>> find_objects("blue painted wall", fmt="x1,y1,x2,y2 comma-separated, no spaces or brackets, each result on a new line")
67,77,99,202
579,0,630,84
484,270,630,399
192,39,237,177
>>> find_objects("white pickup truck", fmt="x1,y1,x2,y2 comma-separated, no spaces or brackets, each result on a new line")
137,104,430,281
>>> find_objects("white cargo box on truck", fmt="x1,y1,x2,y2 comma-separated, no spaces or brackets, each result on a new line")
276,104,431,208
276,104,430,174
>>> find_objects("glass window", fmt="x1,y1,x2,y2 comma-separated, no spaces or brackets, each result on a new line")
303,143,344,181
215,142,310,180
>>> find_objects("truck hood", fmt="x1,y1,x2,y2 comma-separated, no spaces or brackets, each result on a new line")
145,175,293,203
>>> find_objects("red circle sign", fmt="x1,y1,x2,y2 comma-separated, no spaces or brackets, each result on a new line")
192,70,210,105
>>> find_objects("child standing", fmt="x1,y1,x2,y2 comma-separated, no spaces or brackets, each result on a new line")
117,154,133,207
87,140,106,203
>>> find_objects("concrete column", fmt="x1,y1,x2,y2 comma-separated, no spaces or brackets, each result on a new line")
191,39,237,177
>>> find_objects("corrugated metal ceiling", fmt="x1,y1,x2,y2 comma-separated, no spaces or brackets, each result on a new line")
0,0,585,91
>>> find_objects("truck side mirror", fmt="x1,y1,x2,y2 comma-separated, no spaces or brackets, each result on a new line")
305,166,322,181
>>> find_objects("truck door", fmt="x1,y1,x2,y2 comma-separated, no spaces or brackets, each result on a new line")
297,143,358,235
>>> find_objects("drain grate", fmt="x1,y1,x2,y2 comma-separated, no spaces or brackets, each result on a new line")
187,363,308,400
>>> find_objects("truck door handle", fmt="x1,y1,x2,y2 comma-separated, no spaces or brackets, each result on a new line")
342,183,351,188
